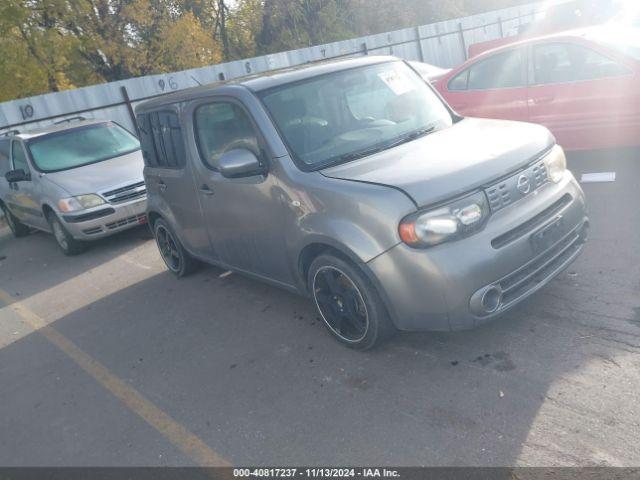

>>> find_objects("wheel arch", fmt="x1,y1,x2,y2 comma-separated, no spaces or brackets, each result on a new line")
298,242,358,292
41,203,55,219
147,210,162,229
297,240,397,327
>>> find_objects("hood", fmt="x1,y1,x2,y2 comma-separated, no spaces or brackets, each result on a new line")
43,150,144,196
321,118,554,207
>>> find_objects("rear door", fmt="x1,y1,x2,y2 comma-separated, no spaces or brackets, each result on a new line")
442,47,529,121
138,109,211,259
7,140,47,229
527,40,637,149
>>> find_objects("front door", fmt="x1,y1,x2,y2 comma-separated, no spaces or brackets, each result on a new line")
443,47,529,122
189,99,293,286
6,140,47,229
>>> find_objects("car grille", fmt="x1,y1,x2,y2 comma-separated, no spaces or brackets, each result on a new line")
105,213,147,230
485,158,549,212
102,181,146,204
497,222,587,308
491,194,572,249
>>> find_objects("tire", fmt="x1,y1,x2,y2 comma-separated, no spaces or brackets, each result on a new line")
308,253,396,350
47,212,87,255
153,218,199,277
1,203,30,237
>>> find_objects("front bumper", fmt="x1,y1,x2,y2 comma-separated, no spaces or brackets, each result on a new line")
368,171,588,331
61,197,148,240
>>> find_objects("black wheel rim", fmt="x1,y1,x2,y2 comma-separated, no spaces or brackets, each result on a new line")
313,266,369,343
156,225,181,272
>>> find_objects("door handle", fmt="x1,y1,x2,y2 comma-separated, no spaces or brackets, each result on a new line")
158,180,167,192
199,184,214,196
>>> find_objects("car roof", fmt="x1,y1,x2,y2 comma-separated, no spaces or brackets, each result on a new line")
468,26,605,61
136,55,399,112
1,119,110,141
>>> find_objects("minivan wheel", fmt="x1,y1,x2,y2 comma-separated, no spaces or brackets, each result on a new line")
153,218,199,277
308,254,396,350
47,213,86,255
1,204,30,237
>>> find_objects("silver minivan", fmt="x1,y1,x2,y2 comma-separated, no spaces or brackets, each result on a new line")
0,119,146,255
137,56,589,349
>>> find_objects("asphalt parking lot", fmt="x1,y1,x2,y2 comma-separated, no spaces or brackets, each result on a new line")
0,148,639,467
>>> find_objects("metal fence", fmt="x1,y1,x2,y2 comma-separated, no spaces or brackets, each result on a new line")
0,0,555,134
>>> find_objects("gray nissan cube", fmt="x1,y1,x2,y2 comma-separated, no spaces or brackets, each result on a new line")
137,56,588,349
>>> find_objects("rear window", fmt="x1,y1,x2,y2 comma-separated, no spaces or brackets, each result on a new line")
27,123,140,173
137,111,186,169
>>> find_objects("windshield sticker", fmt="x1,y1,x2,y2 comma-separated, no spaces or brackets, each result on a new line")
377,70,415,96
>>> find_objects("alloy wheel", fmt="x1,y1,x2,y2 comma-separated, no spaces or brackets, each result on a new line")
313,266,369,343
156,225,181,272
51,219,69,250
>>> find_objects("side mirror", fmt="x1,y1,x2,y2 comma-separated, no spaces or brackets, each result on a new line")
5,169,29,183
218,149,265,178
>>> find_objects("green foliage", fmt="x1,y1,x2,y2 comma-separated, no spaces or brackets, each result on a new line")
0,0,531,102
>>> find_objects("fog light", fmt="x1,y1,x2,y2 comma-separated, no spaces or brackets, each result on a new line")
481,286,503,313
470,285,503,316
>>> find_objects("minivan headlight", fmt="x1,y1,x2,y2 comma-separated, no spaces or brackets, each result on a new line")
399,191,490,248
544,145,567,183
58,194,105,212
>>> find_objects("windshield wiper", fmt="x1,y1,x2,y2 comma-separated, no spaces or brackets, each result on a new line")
386,125,437,149
339,145,388,162
337,125,438,164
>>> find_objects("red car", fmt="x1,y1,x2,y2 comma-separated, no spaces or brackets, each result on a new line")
433,27,640,150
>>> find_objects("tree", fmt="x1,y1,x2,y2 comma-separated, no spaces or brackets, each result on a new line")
0,0,78,94
0,0,536,102
258,0,354,53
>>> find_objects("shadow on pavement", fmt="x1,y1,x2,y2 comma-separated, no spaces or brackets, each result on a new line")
0,225,153,303
0,148,639,466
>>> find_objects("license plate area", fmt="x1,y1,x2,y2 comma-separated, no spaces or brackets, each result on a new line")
530,215,564,253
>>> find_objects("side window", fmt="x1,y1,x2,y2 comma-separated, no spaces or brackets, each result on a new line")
533,42,631,85
194,102,259,170
0,139,10,175
467,49,525,90
448,69,469,91
11,141,29,173
137,111,185,168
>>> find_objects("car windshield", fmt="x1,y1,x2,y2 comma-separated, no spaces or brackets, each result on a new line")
259,61,453,169
590,27,640,61
27,122,140,173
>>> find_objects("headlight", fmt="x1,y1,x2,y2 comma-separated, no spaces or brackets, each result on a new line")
399,191,490,248
544,145,567,183
58,194,105,212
